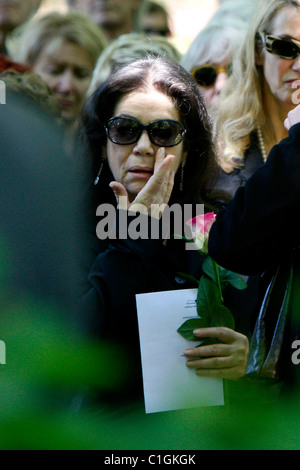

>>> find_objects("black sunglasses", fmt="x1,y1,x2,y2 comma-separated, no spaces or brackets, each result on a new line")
191,64,232,87
258,32,300,59
105,117,186,147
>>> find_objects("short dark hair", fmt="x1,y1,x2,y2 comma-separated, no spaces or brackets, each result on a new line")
79,55,218,206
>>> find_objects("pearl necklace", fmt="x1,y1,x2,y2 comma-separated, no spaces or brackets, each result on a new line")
256,126,268,163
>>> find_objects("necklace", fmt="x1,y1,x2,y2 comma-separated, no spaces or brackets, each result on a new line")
256,126,268,163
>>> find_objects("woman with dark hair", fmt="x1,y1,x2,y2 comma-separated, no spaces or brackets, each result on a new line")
79,56,252,406
82,55,216,207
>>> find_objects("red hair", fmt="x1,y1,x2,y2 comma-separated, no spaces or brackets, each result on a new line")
0,54,31,74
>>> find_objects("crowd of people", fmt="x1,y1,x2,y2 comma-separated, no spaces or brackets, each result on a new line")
1,0,300,421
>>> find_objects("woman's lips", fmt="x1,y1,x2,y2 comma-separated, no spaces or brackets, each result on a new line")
57,99,75,109
286,79,300,88
128,166,154,179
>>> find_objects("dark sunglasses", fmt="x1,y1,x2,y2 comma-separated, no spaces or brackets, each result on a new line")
191,64,232,87
104,117,186,147
258,32,300,59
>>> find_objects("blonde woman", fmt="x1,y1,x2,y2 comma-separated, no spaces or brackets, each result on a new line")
87,32,181,94
181,0,260,114
9,12,108,130
213,0,300,198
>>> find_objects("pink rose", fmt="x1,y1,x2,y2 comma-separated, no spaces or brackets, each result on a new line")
186,212,216,253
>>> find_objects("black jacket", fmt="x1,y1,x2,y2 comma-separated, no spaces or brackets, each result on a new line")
209,123,300,275
208,123,300,391
214,132,265,200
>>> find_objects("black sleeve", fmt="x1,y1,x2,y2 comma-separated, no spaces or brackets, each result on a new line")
84,210,164,337
208,123,300,275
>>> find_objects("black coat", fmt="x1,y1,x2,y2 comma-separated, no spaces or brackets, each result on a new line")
208,123,300,391
214,132,265,200
209,123,300,275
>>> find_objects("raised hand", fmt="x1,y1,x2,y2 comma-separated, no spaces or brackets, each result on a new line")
284,103,300,130
109,148,177,219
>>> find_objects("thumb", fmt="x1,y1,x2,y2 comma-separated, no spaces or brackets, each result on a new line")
284,117,290,131
109,181,129,210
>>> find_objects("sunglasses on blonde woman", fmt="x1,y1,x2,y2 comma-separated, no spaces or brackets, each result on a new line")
105,117,186,147
258,32,300,59
191,64,232,87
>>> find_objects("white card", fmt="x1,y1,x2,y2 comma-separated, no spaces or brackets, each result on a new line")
136,288,224,414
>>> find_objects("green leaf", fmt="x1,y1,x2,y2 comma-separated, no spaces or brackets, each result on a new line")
201,256,217,282
210,304,235,330
196,277,221,318
202,257,247,291
196,277,235,329
218,267,248,290
176,272,200,285
177,318,209,340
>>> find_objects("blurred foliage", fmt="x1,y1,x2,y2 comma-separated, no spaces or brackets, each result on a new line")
1,200,299,450
1,292,299,450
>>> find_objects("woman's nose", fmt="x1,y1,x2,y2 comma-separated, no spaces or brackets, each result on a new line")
56,69,76,93
292,55,300,72
133,130,155,155
214,71,227,95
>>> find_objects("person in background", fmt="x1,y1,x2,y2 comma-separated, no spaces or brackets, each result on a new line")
67,0,146,42
0,69,61,117
0,0,41,54
181,1,259,114
87,32,181,94
139,0,172,38
216,0,261,23
9,11,107,135
213,0,300,199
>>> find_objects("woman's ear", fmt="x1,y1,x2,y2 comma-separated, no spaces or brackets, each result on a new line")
255,49,264,66
102,146,107,160
255,33,264,66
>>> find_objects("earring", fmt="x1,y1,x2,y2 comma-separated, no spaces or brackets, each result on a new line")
180,160,185,192
94,159,104,185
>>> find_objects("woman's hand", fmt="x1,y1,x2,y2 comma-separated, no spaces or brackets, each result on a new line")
184,327,249,380
109,148,177,219
284,103,300,130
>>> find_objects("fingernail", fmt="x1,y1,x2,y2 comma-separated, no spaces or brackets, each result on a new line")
183,349,192,355
109,184,118,201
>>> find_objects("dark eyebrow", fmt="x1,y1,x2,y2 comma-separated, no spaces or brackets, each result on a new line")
116,114,138,120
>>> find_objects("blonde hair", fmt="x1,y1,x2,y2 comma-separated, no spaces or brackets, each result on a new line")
9,11,108,67
88,32,181,94
0,69,61,117
213,0,300,171
181,17,249,73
